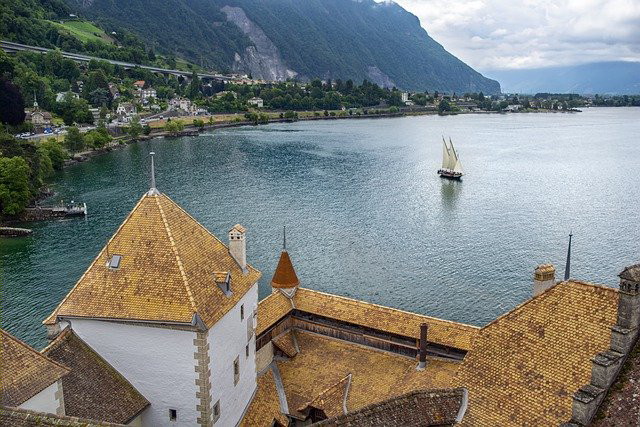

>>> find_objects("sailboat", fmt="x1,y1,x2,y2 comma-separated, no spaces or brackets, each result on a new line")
438,137,464,180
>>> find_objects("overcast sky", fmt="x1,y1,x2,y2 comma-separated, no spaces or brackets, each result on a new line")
392,0,640,71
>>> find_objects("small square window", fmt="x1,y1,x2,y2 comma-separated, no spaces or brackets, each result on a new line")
240,304,244,321
233,357,240,385
213,400,220,423
245,344,249,358
169,409,177,421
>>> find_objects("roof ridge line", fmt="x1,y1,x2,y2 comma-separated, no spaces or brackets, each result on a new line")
1,329,70,374
297,288,480,330
43,194,149,325
154,195,198,313
298,372,352,412
40,327,72,354
160,193,261,275
481,280,618,330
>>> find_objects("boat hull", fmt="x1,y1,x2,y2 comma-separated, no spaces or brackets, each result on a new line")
438,169,463,180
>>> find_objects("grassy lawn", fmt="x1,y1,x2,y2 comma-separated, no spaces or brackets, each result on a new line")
47,20,113,44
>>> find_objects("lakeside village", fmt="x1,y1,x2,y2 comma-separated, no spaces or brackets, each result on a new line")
2,161,640,425
2,48,640,225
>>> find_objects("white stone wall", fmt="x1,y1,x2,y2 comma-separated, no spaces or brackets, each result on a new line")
207,283,258,426
19,381,59,415
68,318,199,427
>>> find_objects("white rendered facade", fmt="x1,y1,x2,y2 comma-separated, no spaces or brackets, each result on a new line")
61,282,259,427
18,381,63,415
66,318,199,426
207,282,258,426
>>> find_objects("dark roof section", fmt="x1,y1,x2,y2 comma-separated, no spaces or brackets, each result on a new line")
0,329,69,407
42,329,149,424
619,264,640,282
0,406,124,427
313,388,467,427
271,251,300,289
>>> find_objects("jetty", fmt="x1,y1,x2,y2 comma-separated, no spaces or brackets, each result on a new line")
0,227,33,237
22,202,87,222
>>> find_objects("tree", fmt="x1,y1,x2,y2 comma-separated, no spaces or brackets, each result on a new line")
64,127,85,153
438,98,452,113
187,72,201,99
41,138,67,170
0,156,31,215
126,118,143,139
0,78,26,126
193,119,205,129
164,120,184,135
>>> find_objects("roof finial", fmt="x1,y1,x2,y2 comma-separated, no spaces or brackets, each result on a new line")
283,225,287,251
147,152,159,195
564,231,572,281
33,90,38,109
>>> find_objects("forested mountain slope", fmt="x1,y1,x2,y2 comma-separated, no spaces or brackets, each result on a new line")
63,0,500,93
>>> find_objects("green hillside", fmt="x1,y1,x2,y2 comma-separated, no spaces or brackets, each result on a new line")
47,20,114,44
63,0,500,93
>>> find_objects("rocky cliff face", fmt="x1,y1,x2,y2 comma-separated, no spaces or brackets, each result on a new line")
221,6,298,81
66,0,501,93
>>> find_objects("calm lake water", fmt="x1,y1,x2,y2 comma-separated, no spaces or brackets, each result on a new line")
3,108,640,348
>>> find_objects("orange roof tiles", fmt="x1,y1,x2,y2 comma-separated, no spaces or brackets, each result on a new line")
257,291,293,336
455,281,618,426
272,330,298,358
271,251,300,289
45,193,261,328
0,329,69,407
293,288,479,351
297,374,351,419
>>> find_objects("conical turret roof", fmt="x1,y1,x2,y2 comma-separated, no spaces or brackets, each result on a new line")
271,250,300,289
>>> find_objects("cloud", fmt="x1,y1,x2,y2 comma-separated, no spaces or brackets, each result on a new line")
390,0,640,70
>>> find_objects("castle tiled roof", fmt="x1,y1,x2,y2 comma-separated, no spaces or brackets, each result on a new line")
271,251,300,289
44,193,261,328
42,329,149,424
0,406,124,427
314,388,466,426
256,287,479,351
298,374,351,419
0,329,69,407
455,281,618,426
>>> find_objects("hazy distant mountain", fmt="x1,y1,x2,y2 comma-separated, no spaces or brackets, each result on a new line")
484,62,640,94
64,0,500,93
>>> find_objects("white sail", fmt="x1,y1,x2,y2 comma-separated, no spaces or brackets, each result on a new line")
441,138,453,169
449,139,464,173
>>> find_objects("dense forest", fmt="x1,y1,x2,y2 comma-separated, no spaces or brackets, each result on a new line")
64,0,500,93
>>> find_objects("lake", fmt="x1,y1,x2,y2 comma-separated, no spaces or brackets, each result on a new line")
3,107,640,349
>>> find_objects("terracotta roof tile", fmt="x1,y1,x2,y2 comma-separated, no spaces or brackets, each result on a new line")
0,329,69,407
0,406,124,426
239,369,288,427
45,193,261,328
272,330,298,358
257,291,293,336
42,329,149,424
271,251,300,289
298,374,351,419
293,288,479,351
455,281,618,426
314,388,466,426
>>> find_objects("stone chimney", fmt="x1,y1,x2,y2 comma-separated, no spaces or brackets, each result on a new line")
229,224,247,274
417,323,428,371
533,264,556,296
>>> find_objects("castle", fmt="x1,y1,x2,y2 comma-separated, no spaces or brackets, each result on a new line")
2,160,639,426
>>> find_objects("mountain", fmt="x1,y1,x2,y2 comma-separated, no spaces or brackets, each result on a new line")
63,0,500,94
484,62,640,95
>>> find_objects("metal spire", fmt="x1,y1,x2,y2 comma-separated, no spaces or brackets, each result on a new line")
147,152,159,195
564,232,572,281
283,225,287,251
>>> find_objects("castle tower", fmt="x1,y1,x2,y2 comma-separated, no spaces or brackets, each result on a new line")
44,154,261,426
271,226,300,298
611,264,640,353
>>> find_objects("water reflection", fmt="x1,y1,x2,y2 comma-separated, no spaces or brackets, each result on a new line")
440,178,462,210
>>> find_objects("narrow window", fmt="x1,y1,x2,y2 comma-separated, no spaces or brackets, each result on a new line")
245,344,249,358
169,409,177,421
213,400,221,423
233,357,240,385
240,304,244,321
